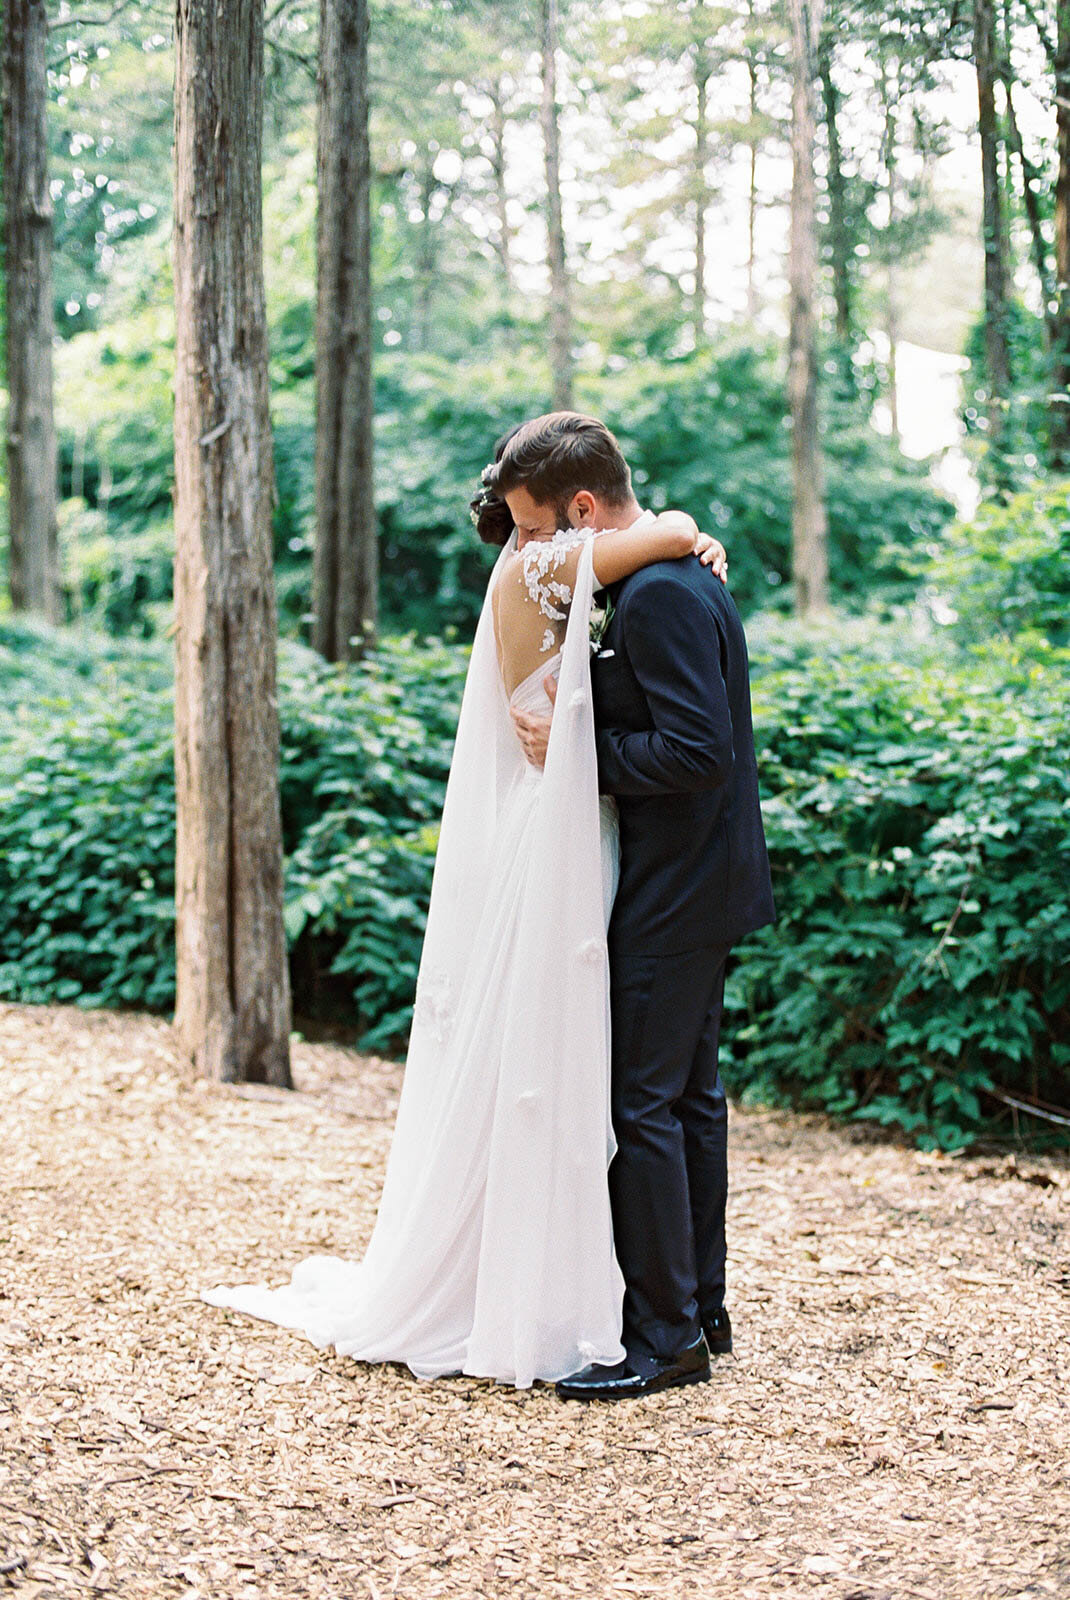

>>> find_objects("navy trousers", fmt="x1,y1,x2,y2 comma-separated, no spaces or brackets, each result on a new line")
607,941,732,1363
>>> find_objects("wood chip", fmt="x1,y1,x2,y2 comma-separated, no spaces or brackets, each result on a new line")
0,998,1067,1599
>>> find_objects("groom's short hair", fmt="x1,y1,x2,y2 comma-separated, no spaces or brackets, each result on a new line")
493,411,632,520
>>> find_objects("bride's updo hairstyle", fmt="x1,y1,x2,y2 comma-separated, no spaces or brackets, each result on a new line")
469,412,633,547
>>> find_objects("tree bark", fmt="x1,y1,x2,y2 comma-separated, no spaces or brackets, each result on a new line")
974,0,1012,439
997,49,1054,342
540,0,573,411
488,81,514,297
880,55,901,444
818,27,854,374
172,0,292,1085
746,45,760,322
1051,0,1070,469
693,51,710,342
313,0,377,662
2,0,60,621
413,156,437,354
788,0,829,619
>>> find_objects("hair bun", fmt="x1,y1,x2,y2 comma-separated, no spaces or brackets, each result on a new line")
469,480,514,547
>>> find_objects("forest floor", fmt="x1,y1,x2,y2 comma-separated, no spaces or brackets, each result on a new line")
1,1000,1068,1600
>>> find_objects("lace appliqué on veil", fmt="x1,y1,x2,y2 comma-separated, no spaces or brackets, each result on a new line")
413,968,455,1045
521,528,611,653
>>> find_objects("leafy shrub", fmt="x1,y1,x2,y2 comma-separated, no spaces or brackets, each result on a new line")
960,302,1060,493
728,633,1070,1151
277,635,468,1046
591,342,954,616
371,341,956,630
51,334,954,639
0,626,465,1044
2,601,1065,1150
920,479,1070,649
0,642,177,1009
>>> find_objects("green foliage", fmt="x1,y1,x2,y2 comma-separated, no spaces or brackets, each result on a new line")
920,480,1070,649
729,629,1069,1151
52,308,178,635
961,302,1058,492
52,321,954,640
49,33,175,338
277,635,469,1045
371,352,541,635
282,339,956,638
0,625,177,1010
0,624,466,1047
590,343,954,615
2,578,1066,1148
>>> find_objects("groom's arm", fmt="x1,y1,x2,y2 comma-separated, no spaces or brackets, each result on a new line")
595,577,734,797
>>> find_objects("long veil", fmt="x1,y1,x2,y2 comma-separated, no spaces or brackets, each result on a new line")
201,530,624,1386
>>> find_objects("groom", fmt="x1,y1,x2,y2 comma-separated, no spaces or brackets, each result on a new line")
501,412,776,1401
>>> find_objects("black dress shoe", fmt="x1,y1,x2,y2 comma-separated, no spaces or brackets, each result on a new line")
555,1334,711,1402
702,1306,733,1355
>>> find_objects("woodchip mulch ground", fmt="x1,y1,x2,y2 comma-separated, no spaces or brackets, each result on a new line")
1,1000,1067,1600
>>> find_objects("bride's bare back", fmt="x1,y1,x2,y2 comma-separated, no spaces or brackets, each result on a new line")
492,514,701,700
493,531,589,697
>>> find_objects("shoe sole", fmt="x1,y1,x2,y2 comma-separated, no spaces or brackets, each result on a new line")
556,1363,711,1403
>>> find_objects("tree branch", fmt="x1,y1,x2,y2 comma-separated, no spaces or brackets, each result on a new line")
983,1086,1070,1128
48,1,142,29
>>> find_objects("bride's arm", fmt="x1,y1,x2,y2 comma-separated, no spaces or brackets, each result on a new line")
659,514,728,580
591,510,697,585
518,509,721,612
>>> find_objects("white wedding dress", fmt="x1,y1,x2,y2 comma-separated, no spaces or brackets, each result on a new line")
200,527,628,1387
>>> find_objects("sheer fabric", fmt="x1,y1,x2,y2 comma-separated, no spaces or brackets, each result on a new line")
492,522,621,696
200,529,626,1387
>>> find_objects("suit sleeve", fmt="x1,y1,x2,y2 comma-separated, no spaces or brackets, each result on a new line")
595,579,734,797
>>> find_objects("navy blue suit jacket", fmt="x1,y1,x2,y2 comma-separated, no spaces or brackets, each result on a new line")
592,555,776,957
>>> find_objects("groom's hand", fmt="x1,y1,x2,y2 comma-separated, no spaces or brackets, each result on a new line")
510,674,557,767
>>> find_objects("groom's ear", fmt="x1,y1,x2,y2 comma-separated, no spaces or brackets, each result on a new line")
569,490,596,527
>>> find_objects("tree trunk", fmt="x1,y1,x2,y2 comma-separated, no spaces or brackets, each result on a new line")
886,271,901,445
974,0,1012,440
693,53,709,342
1051,0,1070,469
540,0,573,411
489,81,514,297
413,156,436,354
2,0,60,621
746,47,760,322
172,0,292,1086
313,0,377,663
818,26,854,383
788,0,829,619
880,57,901,445
997,46,1054,343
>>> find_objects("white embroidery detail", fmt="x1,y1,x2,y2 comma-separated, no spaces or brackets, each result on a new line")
413,968,455,1045
569,688,587,711
539,627,556,654
519,527,593,623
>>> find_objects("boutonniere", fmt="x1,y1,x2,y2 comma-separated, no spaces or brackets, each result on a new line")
589,592,614,654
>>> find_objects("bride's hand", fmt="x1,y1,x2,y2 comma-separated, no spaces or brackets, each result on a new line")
693,530,728,583
510,677,556,768
651,510,728,582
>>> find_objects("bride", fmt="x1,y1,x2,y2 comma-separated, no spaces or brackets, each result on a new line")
200,462,725,1389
